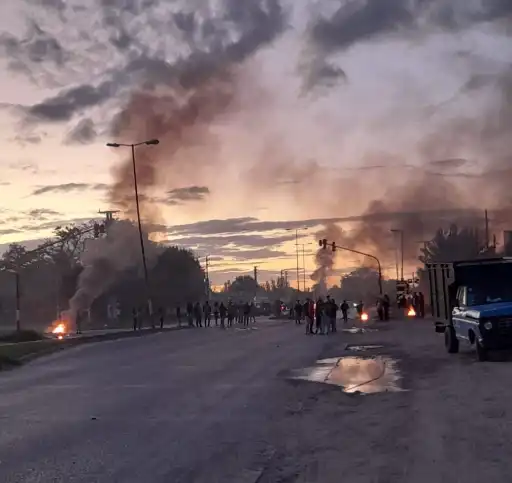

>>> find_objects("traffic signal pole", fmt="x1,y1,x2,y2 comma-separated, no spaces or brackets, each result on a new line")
319,239,383,294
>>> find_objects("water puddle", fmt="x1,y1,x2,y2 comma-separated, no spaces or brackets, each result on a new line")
346,345,384,352
343,327,379,334
290,356,404,394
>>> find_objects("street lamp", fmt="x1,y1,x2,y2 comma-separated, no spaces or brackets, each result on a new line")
106,138,160,325
286,227,308,292
301,243,314,293
391,229,404,281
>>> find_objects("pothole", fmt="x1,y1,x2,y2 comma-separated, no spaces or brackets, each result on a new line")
290,356,404,394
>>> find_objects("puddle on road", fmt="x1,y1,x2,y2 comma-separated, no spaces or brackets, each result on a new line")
346,345,384,352
290,356,404,394
343,327,379,334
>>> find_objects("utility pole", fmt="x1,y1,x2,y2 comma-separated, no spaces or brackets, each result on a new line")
485,209,489,249
254,266,258,284
205,256,210,300
302,245,306,293
286,227,308,292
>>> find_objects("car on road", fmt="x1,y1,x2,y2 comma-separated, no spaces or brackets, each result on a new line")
427,257,512,361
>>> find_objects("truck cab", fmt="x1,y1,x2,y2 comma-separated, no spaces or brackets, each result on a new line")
427,258,512,361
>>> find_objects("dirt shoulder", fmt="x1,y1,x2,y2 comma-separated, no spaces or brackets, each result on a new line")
259,318,512,483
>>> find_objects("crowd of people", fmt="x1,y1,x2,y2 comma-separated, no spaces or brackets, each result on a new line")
293,296,352,335
129,301,257,331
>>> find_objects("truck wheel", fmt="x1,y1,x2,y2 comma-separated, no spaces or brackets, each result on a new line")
476,339,488,362
445,326,459,353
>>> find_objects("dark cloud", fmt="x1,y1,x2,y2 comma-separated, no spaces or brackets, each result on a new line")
0,19,67,70
167,186,210,203
31,182,108,196
311,0,512,51
27,208,62,219
64,118,97,144
0,228,22,236
26,82,113,122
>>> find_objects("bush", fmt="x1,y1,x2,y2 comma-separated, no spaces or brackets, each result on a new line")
0,329,45,343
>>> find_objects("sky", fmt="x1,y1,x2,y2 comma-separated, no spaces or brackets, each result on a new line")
0,0,511,287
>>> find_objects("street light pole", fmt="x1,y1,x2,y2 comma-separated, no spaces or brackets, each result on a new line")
302,244,306,293
391,229,404,280
287,227,308,292
107,139,159,327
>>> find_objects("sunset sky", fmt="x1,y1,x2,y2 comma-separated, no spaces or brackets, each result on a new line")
0,1,510,286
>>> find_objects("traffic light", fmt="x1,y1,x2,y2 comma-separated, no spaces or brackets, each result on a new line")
331,242,336,252
319,239,327,249
93,223,100,238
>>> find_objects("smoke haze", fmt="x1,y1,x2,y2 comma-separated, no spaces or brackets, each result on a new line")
3,0,512,274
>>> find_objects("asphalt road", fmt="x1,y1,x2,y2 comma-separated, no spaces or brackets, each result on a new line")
4,316,512,482
0,318,330,483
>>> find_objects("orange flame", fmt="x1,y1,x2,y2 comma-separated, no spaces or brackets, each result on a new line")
407,307,416,317
52,322,66,335
361,313,369,322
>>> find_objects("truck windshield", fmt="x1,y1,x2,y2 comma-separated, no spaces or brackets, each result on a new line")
467,285,512,306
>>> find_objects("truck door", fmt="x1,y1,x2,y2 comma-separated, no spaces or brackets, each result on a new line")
452,286,468,333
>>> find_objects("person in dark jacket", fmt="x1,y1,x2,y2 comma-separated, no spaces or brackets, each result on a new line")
341,300,349,324
213,302,219,326
186,302,194,327
194,302,202,327
219,302,227,328
158,306,165,329
315,298,324,334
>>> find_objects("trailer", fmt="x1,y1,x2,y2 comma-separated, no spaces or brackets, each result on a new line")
426,258,512,361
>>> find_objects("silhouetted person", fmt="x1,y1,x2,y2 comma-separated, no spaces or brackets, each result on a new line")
341,300,349,324
315,298,324,334
305,298,314,334
75,310,82,335
294,300,303,325
213,302,219,326
377,298,384,321
176,305,182,327
329,298,338,333
356,301,364,317
204,301,212,327
250,302,256,323
219,302,227,328
132,307,138,331
243,302,250,326
418,292,425,318
186,302,194,327
158,306,165,329
383,294,390,320
194,302,202,327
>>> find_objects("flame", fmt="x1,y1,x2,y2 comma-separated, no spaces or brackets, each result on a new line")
52,322,66,335
407,307,416,317
361,313,369,322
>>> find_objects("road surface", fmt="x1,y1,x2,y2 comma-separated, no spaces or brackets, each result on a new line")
2,317,512,482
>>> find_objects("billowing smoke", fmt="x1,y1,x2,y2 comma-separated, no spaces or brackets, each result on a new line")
2,0,512,278
311,223,343,295
66,220,160,324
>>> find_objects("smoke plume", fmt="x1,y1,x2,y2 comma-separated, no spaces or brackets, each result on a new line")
2,0,512,278
66,220,159,323
311,223,343,295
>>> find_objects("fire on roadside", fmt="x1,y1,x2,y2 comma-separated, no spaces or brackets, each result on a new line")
407,307,416,317
361,313,369,322
51,321,67,339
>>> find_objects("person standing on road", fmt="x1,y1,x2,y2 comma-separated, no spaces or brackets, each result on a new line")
219,302,227,328
305,298,315,334
383,295,390,321
176,305,182,327
243,302,251,326
341,300,349,324
204,301,212,327
227,301,235,327
315,297,324,334
213,302,219,326
158,306,165,329
186,302,194,327
249,302,256,324
75,310,82,335
194,302,202,327
294,300,303,325
329,298,338,333
132,307,138,331
418,292,425,318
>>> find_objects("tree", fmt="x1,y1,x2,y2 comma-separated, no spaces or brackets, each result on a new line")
338,267,396,303
224,275,259,296
420,225,483,263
